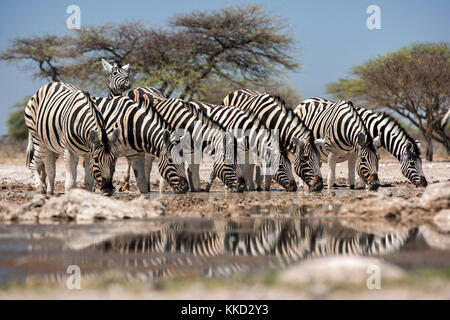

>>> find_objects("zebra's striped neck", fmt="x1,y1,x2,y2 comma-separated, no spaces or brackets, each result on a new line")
357,108,419,160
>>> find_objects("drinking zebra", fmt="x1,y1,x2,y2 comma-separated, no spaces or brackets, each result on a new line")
24,82,119,195
189,100,297,191
91,93,190,194
101,59,132,98
126,87,246,193
297,97,427,187
295,97,381,190
223,89,325,192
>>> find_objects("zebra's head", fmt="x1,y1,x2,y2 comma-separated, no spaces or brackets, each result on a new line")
158,130,189,194
215,132,246,192
265,146,297,192
400,140,427,187
292,137,324,192
355,133,380,190
88,128,119,196
102,59,132,96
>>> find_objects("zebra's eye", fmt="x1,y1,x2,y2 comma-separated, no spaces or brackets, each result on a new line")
113,71,118,75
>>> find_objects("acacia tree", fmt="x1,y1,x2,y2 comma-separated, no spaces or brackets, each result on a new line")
0,35,78,82
169,4,300,99
327,42,450,161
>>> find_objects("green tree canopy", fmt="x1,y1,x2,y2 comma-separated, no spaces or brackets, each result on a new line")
7,96,31,140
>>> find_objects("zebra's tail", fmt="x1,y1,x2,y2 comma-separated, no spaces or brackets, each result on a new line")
26,132,34,168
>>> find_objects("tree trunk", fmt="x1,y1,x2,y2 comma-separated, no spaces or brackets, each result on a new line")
425,135,433,161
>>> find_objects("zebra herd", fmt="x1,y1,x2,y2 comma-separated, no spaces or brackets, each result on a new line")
23,60,427,196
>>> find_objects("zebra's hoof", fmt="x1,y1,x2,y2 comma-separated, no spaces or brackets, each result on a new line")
349,185,355,190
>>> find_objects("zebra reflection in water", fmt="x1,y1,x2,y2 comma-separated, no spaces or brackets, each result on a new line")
81,219,417,281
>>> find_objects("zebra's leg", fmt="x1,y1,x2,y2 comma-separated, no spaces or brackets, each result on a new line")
205,166,217,193
347,154,356,189
28,144,47,194
327,152,337,190
187,163,201,192
255,165,263,191
145,154,155,191
246,163,255,191
263,173,272,191
83,155,95,191
159,179,169,193
122,159,132,192
129,155,149,194
63,150,78,193
42,149,57,195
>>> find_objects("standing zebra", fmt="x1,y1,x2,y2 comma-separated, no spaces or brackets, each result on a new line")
223,89,325,192
295,97,381,190
126,87,246,192
189,100,297,191
24,82,119,195
297,97,427,187
101,58,140,191
101,59,132,98
91,94,189,194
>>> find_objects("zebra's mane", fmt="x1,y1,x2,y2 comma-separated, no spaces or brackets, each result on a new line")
270,94,314,143
185,101,230,133
84,91,109,147
344,100,375,147
376,110,421,155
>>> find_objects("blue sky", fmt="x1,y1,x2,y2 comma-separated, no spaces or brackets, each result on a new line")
0,0,449,135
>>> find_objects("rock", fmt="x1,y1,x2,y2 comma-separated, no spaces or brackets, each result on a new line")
420,182,450,207
433,209,450,231
2,189,164,222
419,224,450,250
279,256,404,286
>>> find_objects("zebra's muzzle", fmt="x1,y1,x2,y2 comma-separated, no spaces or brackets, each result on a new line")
284,179,297,192
368,174,380,191
173,177,189,194
415,176,427,187
101,179,115,196
309,175,324,192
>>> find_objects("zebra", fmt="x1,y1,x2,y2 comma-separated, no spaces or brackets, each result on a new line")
101,59,132,98
24,82,120,195
189,100,297,191
126,87,246,193
91,93,190,194
357,108,427,187
295,97,381,190
297,97,426,188
223,89,325,192
101,58,144,192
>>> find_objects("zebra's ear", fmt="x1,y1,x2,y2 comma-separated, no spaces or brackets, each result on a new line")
292,137,305,155
101,59,113,72
314,138,326,147
88,130,100,146
108,128,120,144
357,132,366,147
415,139,421,148
162,130,171,147
236,136,248,150
122,64,130,71
373,136,381,148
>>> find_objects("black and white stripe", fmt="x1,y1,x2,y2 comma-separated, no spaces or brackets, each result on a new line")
223,89,324,192
24,82,119,195
189,100,297,191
